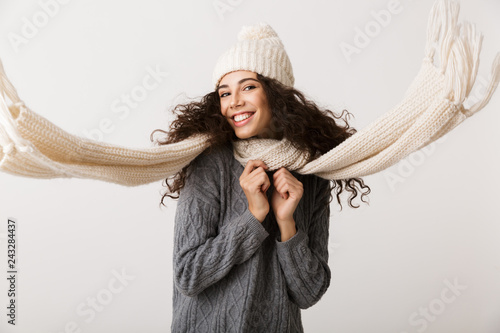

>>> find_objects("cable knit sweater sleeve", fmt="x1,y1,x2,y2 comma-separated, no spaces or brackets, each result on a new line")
275,176,331,309
173,148,270,297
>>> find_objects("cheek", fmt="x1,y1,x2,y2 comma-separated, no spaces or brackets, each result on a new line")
220,102,228,117
254,96,267,112
259,99,271,120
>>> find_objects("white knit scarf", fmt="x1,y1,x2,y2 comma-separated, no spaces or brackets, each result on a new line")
0,0,499,186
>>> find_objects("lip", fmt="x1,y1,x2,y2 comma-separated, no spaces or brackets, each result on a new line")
232,112,255,127
231,111,255,118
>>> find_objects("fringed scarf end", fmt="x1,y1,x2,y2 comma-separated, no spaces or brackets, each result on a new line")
425,0,500,114
0,57,34,158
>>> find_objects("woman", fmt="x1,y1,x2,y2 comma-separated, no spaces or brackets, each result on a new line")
151,23,370,332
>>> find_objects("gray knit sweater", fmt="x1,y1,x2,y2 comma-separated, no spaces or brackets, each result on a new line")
171,142,331,333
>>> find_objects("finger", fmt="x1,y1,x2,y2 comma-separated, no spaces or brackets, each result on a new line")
249,168,270,190
240,160,268,179
262,176,271,193
273,185,289,200
273,169,295,190
244,167,271,193
273,176,288,198
273,167,293,182
278,183,291,199
274,176,302,199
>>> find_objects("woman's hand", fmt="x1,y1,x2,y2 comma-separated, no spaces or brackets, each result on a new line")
239,160,270,223
271,168,303,240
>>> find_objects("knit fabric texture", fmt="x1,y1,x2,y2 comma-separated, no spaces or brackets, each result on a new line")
0,0,499,185
171,142,331,333
212,22,295,89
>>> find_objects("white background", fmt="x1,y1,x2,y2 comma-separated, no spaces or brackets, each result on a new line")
0,0,499,332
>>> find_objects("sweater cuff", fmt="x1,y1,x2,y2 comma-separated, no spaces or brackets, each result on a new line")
275,227,306,250
241,209,269,242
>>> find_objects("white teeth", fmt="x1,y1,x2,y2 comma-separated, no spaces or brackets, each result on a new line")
234,113,253,122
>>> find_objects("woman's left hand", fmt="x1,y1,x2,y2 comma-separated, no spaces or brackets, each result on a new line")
271,167,303,225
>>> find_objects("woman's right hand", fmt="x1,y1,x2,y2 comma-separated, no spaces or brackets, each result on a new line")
239,160,270,223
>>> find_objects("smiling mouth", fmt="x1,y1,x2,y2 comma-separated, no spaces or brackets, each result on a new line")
232,112,255,127
233,112,254,121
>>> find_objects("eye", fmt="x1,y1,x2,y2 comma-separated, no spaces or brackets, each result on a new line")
220,92,229,98
244,85,256,91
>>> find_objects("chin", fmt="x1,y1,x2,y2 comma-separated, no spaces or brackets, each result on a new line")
235,133,253,140
234,129,257,140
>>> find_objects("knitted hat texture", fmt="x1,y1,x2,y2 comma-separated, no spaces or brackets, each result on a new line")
212,22,295,89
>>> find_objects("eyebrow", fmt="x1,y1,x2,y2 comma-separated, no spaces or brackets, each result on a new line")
217,78,260,91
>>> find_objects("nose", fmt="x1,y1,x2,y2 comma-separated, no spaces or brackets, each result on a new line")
230,91,243,109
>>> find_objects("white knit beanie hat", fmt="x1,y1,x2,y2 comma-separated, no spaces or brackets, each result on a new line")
212,22,295,90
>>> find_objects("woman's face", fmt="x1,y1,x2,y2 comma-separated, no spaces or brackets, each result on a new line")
218,70,275,139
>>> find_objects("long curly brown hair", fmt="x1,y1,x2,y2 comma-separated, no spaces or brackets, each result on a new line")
150,74,371,210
